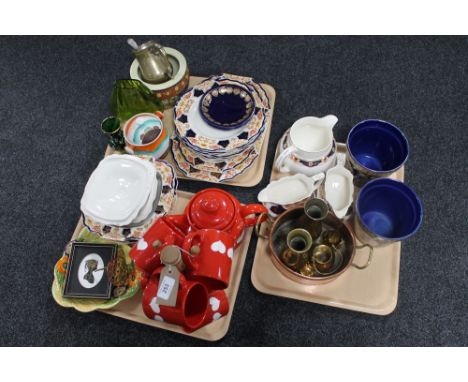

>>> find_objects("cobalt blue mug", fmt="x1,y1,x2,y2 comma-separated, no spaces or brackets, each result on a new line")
346,119,409,186
354,178,423,247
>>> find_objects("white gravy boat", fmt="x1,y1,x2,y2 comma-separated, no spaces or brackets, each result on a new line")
324,153,354,219
258,173,325,217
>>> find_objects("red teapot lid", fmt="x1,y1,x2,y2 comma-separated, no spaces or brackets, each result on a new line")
188,189,237,230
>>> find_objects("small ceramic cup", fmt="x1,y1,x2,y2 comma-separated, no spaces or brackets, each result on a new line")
354,178,423,247
182,229,235,290
347,119,409,186
101,116,125,150
142,269,208,333
123,111,169,158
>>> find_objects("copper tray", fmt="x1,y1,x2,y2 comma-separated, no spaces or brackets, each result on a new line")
107,76,276,187
251,143,404,315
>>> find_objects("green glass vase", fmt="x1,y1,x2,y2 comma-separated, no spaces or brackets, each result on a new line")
110,79,164,121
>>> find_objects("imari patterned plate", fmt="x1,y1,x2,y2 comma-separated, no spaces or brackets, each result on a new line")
82,159,178,242
171,138,259,183
175,137,263,173
174,73,271,154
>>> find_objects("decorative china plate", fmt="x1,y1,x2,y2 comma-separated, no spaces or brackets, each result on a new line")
200,84,254,130
83,159,178,242
51,228,143,313
175,137,262,173
171,138,259,183
174,74,271,153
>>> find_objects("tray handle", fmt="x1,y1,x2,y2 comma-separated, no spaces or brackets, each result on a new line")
255,213,270,239
351,244,373,270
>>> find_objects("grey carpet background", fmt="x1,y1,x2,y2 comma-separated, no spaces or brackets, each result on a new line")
0,36,466,346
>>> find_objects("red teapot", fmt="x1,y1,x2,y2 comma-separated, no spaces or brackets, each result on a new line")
182,188,267,246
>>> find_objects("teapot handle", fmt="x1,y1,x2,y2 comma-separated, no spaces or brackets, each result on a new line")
240,204,268,227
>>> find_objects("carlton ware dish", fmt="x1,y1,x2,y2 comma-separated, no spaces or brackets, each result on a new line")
199,84,254,130
123,112,169,158
51,228,142,313
275,115,338,174
354,178,423,247
80,154,156,226
275,129,337,177
324,153,354,219
346,119,409,185
130,47,190,108
83,159,178,242
258,173,325,218
130,39,173,84
268,207,373,285
174,74,271,154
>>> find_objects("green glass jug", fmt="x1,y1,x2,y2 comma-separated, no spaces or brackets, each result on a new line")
110,79,164,121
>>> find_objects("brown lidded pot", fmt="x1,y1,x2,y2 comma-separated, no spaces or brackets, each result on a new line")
266,207,373,285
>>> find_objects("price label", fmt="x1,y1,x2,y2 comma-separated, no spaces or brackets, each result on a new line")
157,276,175,300
156,265,180,307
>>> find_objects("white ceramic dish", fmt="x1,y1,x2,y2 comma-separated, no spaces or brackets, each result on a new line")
131,172,161,224
258,173,324,218
81,155,155,225
83,159,178,242
324,153,354,219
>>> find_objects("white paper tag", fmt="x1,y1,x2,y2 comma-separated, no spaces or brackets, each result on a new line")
157,276,175,300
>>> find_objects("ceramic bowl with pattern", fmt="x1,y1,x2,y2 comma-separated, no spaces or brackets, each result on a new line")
200,84,254,130
174,74,271,155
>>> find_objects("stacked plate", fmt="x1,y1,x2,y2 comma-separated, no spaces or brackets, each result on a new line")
81,154,178,242
171,73,271,182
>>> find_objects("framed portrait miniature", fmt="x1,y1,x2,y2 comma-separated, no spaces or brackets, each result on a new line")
63,243,117,299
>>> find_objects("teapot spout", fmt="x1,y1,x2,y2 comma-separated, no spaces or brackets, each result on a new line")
320,114,338,130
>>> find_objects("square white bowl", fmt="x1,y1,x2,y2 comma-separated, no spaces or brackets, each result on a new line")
81,155,155,224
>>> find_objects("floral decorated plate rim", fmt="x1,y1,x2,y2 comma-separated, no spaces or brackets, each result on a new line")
174,137,262,173
174,74,270,153
51,228,143,313
171,138,259,183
